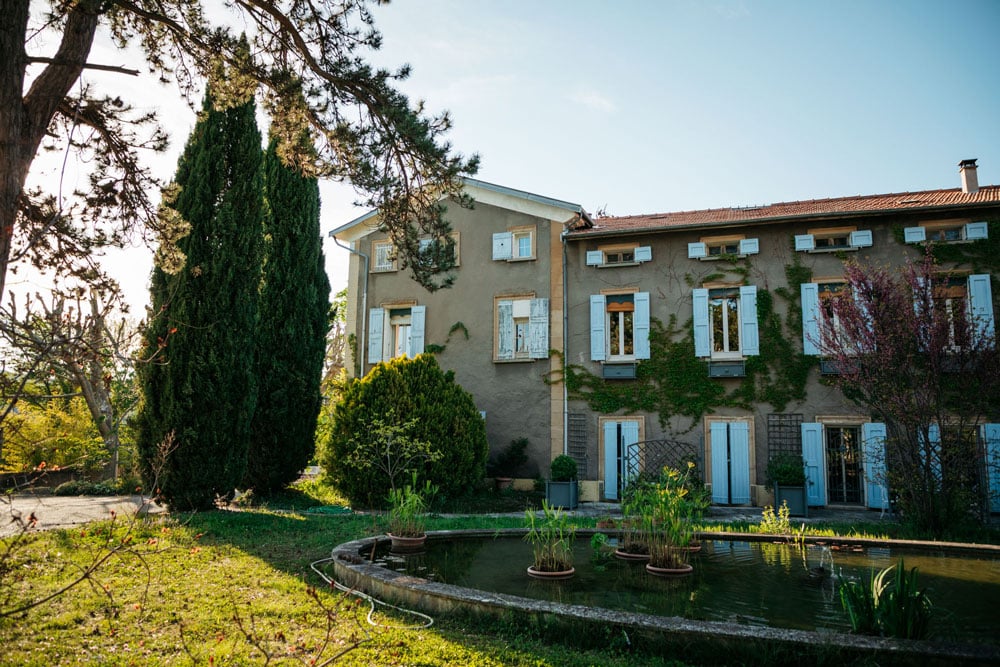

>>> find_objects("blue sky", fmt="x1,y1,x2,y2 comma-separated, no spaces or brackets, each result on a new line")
352,0,999,223
24,1,999,306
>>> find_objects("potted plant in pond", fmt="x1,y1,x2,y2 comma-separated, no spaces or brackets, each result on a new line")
645,466,695,576
524,501,577,579
386,473,438,552
545,455,579,509
488,437,529,491
615,481,653,560
766,453,808,517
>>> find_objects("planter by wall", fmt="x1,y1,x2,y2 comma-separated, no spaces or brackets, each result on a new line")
774,484,808,517
545,480,579,509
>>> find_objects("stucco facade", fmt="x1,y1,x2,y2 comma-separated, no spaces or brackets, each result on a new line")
332,164,1000,509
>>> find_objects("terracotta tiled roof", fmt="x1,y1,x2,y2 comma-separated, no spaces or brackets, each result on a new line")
568,185,1000,237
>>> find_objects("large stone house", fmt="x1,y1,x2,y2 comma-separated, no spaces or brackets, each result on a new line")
330,161,1000,510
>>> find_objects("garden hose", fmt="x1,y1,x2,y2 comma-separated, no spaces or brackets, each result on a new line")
309,555,435,630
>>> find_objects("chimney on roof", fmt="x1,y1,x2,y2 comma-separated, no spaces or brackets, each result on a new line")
959,158,979,195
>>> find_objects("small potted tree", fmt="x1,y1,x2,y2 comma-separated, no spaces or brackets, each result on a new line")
545,455,579,509
766,453,808,517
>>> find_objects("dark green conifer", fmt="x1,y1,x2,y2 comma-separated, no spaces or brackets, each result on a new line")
137,86,264,511
244,137,330,492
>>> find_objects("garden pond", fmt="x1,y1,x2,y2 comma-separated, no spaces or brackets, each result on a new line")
373,534,1000,645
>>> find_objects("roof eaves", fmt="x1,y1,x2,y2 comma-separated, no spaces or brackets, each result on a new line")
328,208,379,238
566,199,1000,240
462,177,585,215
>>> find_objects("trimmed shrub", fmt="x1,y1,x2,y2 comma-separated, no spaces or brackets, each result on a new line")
319,355,488,507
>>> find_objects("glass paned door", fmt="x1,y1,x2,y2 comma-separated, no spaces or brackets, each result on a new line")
826,426,862,504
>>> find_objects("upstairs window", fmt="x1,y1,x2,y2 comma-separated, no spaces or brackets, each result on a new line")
418,232,461,268
801,280,848,355
904,221,988,244
367,305,425,364
492,225,536,261
372,240,396,272
693,286,760,359
586,244,652,267
795,227,872,253
589,292,650,362
495,296,549,361
688,235,759,260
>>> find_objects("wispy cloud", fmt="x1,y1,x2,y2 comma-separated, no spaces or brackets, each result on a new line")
570,89,617,113
712,0,750,21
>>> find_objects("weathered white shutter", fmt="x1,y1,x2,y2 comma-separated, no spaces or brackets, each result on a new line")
590,294,606,361
850,230,873,248
634,246,652,262
740,286,760,356
367,308,384,364
739,238,760,255
603,421,619,500
634,292,650,360
729,421,751,504
688,242,707,259
801,283,821,355
710,422,730,504
965,221,988,241
903,226,926,243
492,232,512,260
692,288,710,357
983,424,1000,513
496,300,514,360
794,234,815,251
528,298,549,359
409,306,425,356
967,274,996,346
586,250,603,266
802,423,825,506
861,422,888,510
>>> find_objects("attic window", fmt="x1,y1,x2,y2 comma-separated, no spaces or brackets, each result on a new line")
586,244,652,267
904,221,988,244
688,235,759,260
795,227,872,253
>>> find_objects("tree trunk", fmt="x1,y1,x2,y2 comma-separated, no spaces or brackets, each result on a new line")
0,0,100,295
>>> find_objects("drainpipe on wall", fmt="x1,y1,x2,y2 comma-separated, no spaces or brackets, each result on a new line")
331,236,368,376
561,225,569,457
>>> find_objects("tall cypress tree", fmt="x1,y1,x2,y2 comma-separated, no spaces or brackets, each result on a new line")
244,137,330,492
137,87,263,511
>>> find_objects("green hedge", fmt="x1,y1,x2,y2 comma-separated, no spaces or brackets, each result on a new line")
319,355,488,507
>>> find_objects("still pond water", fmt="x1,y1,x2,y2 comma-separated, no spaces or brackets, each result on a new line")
377,536,1000,644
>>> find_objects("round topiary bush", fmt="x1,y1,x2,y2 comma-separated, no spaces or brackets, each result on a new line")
319,355,489,507
550,454,578,481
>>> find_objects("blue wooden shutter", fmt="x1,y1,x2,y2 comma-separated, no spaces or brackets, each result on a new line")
528,298,549,359
861,422,888,510
739,238,760,255
635,246,652,262
740,286,760,356
850,230,873,248
688,242,707,259
497,301,514,360
590,294,606,361
967,274,996,346
801,283,821,355
983,424,1000,513
634,292,650,360
409,306,426,356
925,423,942,482
802,423,825,506
367,308,384,364
729,421,751,504
693,288,710,357
965,221,988,241
904,226,926,243
794,234,815,251
710,422,730,504
622,421,641,488
492,232,512,260
586,250,603,266
603,421,619,500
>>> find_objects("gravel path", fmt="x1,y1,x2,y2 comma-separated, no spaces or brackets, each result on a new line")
0,494,166,538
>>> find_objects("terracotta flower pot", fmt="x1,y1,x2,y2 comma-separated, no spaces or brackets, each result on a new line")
645,562,693,577
387,532,426,553
527,565,576,580
614,548,651,562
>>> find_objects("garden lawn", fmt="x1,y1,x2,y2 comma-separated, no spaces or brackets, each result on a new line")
0,507,685,666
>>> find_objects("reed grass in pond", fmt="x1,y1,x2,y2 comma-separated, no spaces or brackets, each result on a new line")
375,536,1000,645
